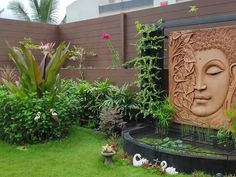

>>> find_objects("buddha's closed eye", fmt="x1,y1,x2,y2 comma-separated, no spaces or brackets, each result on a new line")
206,66,224,75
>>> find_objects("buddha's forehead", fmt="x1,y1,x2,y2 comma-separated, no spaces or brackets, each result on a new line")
194,49,228,66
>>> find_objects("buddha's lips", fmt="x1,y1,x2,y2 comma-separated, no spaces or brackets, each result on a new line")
194,95,211,100
194,95,211,103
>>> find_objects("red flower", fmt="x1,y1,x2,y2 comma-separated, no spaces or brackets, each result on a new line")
102,33,110,40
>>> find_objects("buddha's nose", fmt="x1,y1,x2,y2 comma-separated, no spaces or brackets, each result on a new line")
194,76,207,91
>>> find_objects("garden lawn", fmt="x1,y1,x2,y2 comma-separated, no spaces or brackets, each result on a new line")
0,126,209,177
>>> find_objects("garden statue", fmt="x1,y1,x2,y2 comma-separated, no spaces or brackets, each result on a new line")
160,160,178,175
132,153,149,167
101,144,116,165
169,26,236,129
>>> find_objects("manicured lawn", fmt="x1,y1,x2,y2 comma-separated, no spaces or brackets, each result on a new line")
0,126,209,177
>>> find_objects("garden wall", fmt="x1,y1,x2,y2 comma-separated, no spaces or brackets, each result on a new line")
0,18,58,67
1,0,236,87
59,0,236,86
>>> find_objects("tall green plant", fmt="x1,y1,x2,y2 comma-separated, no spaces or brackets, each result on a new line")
8,0,61,24
124,20,175,126
4,39,70,98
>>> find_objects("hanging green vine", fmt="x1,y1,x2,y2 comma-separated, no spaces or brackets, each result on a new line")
125,19,175,128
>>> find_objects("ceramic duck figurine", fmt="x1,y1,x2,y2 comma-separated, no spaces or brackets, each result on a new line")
160,160,178,175
50,109,58,121
34,112,41,122
132,153,149,167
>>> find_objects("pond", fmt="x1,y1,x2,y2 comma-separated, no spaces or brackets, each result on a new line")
122,123,236,174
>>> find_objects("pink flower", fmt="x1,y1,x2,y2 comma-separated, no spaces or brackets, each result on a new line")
39,42,55,55
102,33,110,40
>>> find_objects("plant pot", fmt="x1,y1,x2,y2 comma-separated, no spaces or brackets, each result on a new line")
101,151,116,165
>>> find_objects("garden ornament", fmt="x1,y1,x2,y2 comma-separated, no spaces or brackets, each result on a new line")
160,160,178,175
34,112,41,122
169,27,236,129
50,109,58,121
132,153,149,167
101,144,116,165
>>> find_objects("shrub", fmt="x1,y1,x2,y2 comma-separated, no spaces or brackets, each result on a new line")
101,84,139,121
75,80,137,128
0,80,80,144
99,107,126,136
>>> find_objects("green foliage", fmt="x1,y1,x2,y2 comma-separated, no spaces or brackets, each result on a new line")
8,0,61,24
124,20,175,126
75,80,106,128
101,84,138,120
4,39,70,98
216,128,231,144
102,34,121,68
226,105,236,140
153,97,176,129
75,80,136,128
0,82,80,144
68,46,96,68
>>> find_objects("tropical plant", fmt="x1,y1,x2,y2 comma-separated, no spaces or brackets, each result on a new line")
0,66,16,83
101,83,138,120
0,8,4,14
8,0,61,24
153,97,176,129
4,39,70,98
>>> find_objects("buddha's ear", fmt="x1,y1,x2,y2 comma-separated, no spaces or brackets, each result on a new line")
230,63,236,88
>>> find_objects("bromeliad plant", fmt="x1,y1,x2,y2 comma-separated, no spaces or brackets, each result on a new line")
4,38,70,98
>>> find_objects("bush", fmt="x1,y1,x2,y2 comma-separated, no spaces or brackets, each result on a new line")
75,80,137,128
99,107,126,136
0,80,80,144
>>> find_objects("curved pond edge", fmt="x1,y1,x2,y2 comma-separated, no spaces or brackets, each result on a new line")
122,124,236,174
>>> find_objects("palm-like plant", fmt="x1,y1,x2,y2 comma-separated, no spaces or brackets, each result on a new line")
8,0,60,24
4,39,70,98
0,8,4,14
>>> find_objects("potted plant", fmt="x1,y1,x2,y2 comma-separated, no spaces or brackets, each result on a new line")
101,144,116,165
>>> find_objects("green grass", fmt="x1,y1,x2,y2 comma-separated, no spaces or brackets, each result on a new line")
0,126,210,177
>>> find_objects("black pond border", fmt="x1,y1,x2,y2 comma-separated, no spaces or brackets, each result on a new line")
122,125,236,174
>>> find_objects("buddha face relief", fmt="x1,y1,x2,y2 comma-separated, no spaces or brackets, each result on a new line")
191,49,230,117
169,27,236,129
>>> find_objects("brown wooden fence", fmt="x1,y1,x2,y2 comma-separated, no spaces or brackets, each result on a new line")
1,0,236,86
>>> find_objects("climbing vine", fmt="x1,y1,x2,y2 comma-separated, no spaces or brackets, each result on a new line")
125,19,175,128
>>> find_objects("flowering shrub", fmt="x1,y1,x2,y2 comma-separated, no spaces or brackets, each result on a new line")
0,80,80,144
102,33,120,68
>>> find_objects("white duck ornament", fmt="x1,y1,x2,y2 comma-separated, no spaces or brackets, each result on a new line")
50,109,58,121
132,153,149,167
160,160,178,175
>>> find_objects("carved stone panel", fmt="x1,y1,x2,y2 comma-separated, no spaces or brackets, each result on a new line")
169,26,236,129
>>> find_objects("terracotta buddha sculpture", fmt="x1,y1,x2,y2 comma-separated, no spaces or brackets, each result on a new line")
169,26,236,129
